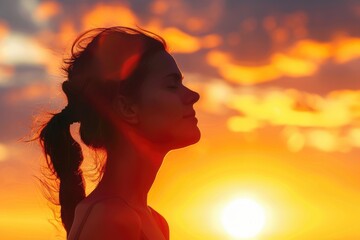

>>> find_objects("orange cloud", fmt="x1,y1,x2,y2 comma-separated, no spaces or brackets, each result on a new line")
226,89,359,128
348,128,360,148
190,76,360,152
5,82,59,104
58,21,78,47
147,22,222,53
306,129,343,152
0,64,14,84
333,35,360,63
36,19,88,76
157,27,201,53
282,127,306,152
150,0,169,15
227,116,262,133
206,50,313,84
208,35,360,85
288,40,331,62
221,87,360,152
0,143,8,162
82,3,138,29
34,1,61,22
187,76,234,114
263,12,308,44
283,126,355,153
149,0,224,34
185,17,207,32
271,53,318,77
79,3,221,54
0,21,9,39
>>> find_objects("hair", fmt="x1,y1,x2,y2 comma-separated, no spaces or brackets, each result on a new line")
38,26,167,235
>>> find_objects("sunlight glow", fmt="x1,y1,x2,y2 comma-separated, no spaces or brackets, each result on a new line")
221,198,266,239
227,116,260,133
0,143,8,162
0,33,50,65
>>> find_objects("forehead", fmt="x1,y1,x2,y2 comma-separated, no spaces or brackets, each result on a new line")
145,51,181,78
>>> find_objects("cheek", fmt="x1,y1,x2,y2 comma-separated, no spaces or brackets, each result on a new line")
136,91,201,147
138,92,183,134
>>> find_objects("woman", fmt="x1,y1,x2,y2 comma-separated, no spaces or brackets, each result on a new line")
39,26,200,240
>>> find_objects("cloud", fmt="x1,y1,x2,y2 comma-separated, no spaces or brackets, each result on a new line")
287,40,331,62
2,0,358,153
206,50,316,84
73,3,222,54
148,0,225,34
184,74,234,114
0,0,39,32
282,126,360,153
0,143,9,162
0,32,52,66
348,128,360,148
33,0,61,23
147,25,222,53
188,76,360,152
150,0,169,15
226,89,359,129
306,129,343,152
0,21,9,39
225,88,360,152
81,3,139,29
264,12,308,44
57,21,78,47
4,81,59,104
0,23,50,84
0,2,223,86
207,35,360,85
227,116,262,133
333,35,360,63
0,80,63,142
0,25,75,77
0,64,14,85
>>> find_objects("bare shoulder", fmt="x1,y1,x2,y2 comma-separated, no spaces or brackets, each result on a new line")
76,198,142,240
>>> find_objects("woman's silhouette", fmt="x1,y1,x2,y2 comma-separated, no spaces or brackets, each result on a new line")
38,26,200,240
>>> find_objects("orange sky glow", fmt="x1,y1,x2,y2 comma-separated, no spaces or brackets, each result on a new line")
0,0,360,239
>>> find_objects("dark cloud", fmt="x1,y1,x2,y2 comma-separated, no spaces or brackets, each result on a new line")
0,64,47,88
0,67,61,143
0,0,39,33
209,0,360,61
0,88,34,142
13,64,47,84
257,59,360,95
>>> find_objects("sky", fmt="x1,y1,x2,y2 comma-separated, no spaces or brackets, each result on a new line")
0,0,360,239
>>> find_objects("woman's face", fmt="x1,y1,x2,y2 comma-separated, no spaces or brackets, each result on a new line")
132,51,200,150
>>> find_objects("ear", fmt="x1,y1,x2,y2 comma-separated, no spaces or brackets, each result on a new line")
112,95,139,124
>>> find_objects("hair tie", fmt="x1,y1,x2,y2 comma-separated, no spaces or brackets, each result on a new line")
60,105,80,125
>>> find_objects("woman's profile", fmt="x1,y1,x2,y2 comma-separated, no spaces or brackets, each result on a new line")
38,26,200,240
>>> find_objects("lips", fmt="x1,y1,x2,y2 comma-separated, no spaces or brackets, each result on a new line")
183,111,196,118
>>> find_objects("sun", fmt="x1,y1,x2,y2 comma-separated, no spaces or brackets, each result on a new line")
221,198,266,239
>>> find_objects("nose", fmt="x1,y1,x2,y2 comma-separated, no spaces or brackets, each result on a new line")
184,86,200,105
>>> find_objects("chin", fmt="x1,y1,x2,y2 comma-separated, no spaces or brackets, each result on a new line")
171,127,201,150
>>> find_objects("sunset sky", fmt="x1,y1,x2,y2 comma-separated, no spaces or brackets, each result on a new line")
0,0,360,239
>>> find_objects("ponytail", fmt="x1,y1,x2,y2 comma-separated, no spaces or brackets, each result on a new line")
39,107,85,234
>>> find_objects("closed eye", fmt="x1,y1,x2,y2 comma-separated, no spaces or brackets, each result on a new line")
165,73,184,89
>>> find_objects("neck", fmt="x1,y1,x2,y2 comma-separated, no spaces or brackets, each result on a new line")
95,135,167,210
